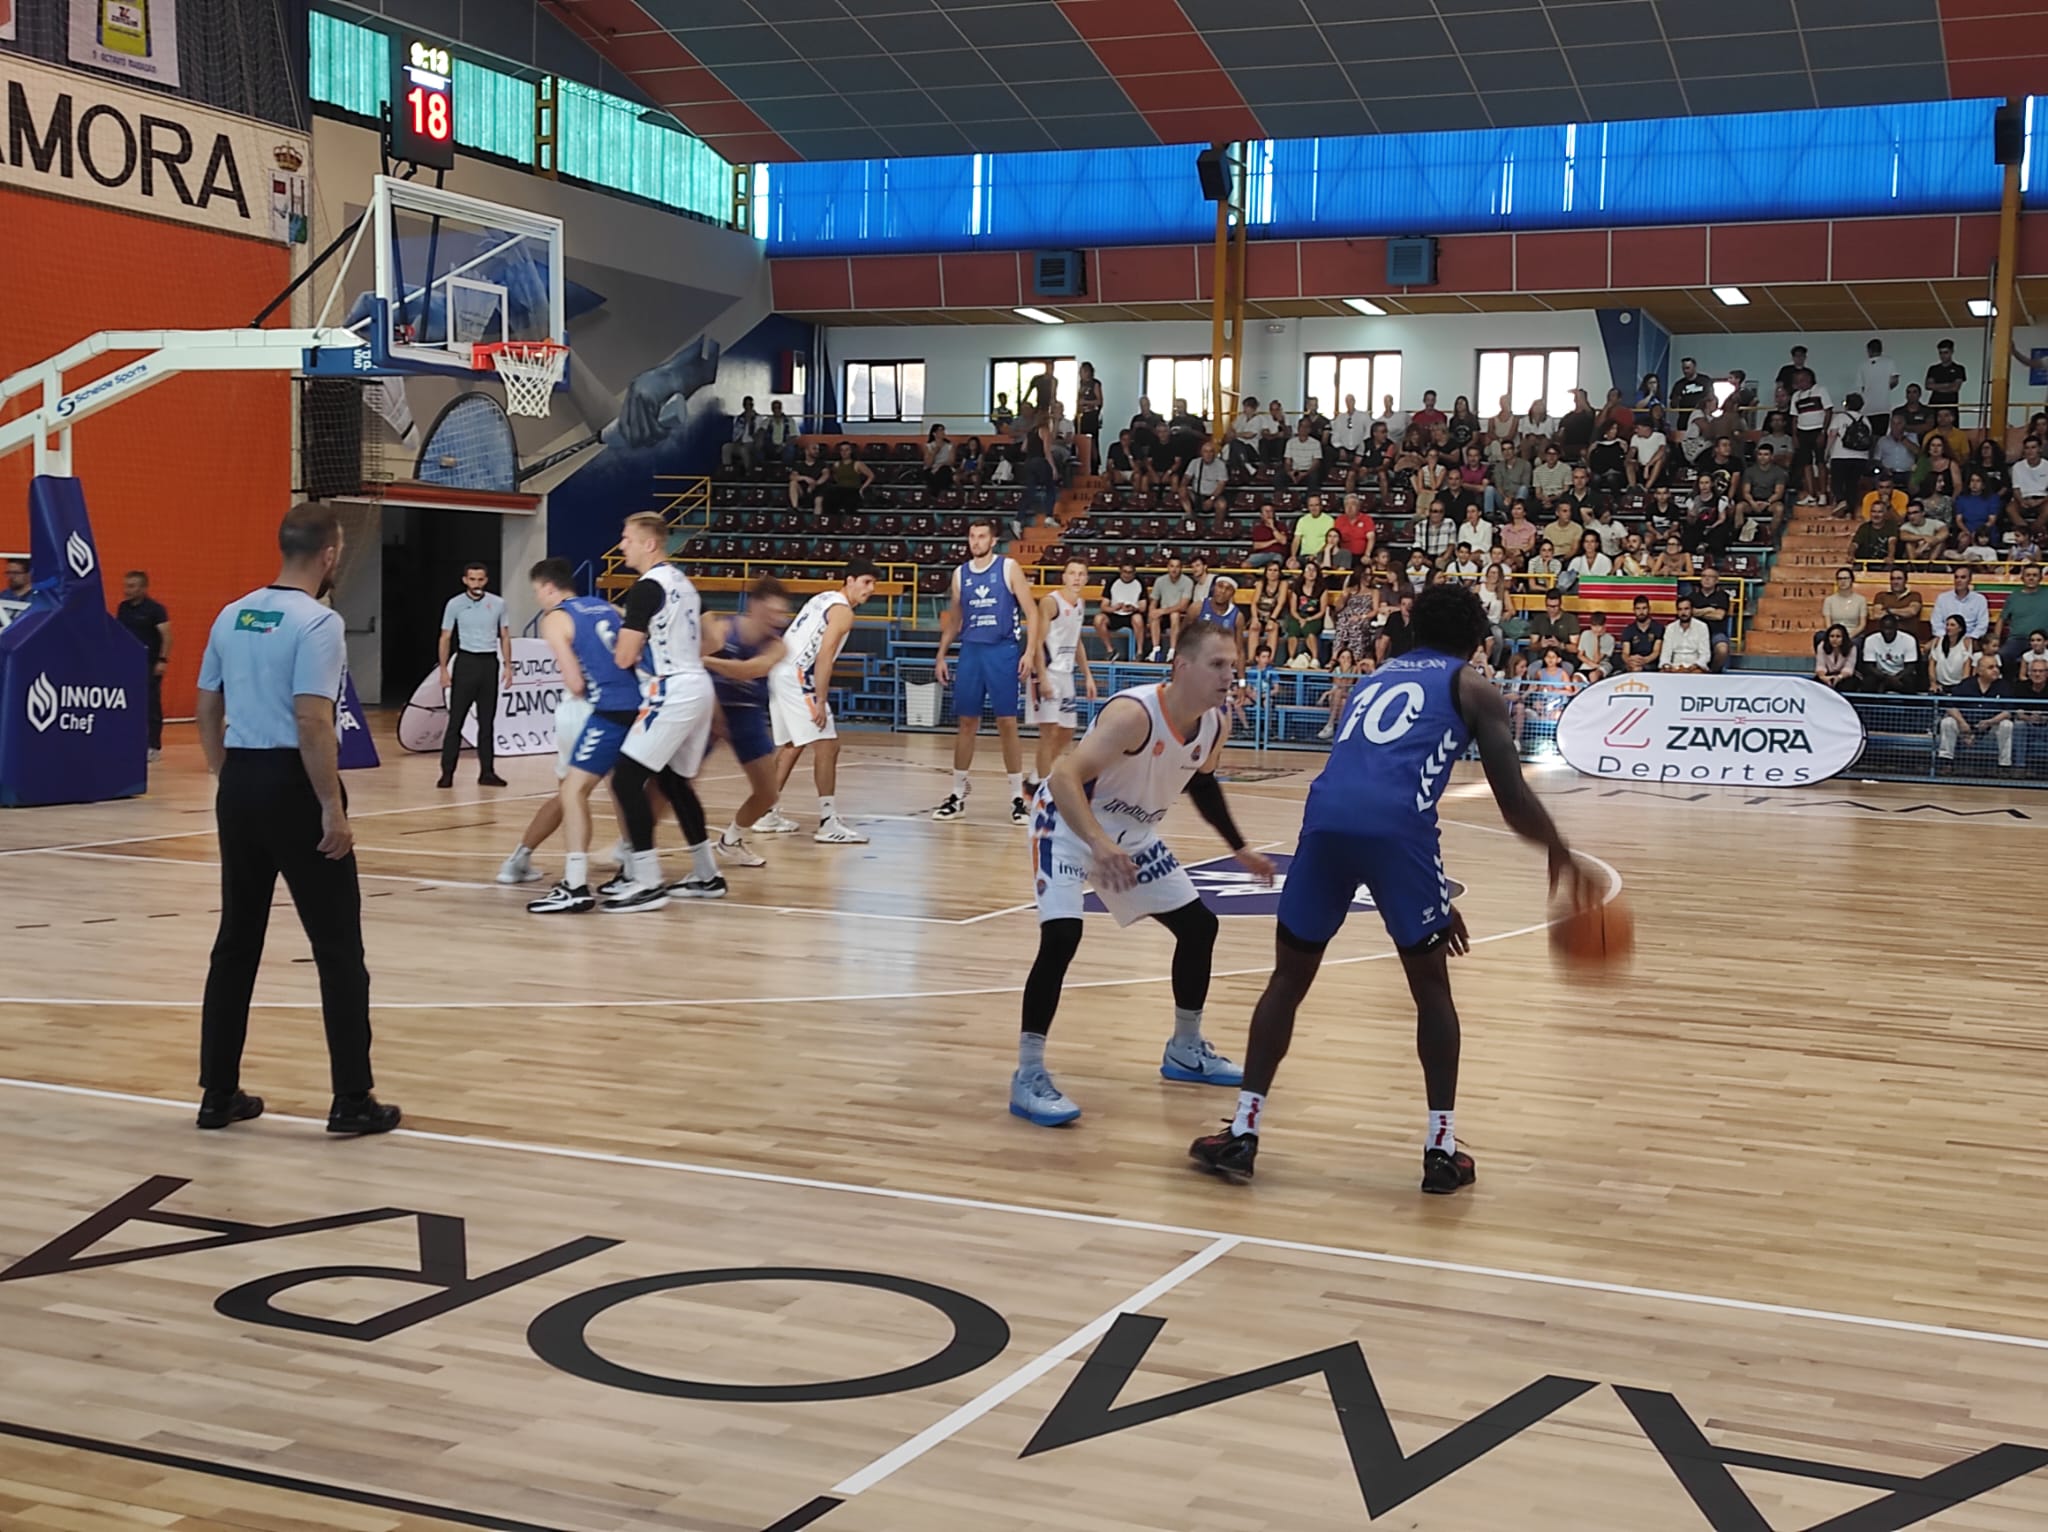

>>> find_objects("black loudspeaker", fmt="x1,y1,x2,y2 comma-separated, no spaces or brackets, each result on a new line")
1995,102,2025,166
1196,146,1231,202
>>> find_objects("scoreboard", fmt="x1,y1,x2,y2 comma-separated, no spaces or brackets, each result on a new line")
390,37,455,170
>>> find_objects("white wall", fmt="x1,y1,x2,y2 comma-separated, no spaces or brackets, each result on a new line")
822,309,1610,435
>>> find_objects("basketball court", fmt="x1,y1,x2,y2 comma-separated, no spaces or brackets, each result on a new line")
3,733,2046,1532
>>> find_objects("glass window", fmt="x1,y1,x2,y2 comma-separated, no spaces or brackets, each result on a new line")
843,361,926,423
1142,355,1233,419
990,357,1077,420
1303,353,1402,416
1478,348,1580,419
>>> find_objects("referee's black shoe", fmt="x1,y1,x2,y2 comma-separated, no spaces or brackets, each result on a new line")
327,1093,402,1136
196,1090,264,1130
478,773,509,787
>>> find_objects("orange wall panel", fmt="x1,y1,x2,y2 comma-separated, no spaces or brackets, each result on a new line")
0,188,292,721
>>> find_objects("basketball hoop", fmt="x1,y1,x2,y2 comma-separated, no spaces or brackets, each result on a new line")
474,340,567,418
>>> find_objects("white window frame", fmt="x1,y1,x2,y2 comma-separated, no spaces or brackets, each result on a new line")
842,359,925,424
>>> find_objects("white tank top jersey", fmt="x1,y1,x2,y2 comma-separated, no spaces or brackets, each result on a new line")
1043,592,1084,675
1079,684,1225,848
776,590,849,691
637,564,705,677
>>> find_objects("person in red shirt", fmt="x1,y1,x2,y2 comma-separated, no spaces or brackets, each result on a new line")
1333,494,1376,571
1248,502,1289,569
1411,389,1447,431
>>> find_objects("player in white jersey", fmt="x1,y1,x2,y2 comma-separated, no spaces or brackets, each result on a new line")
767,560,878,843
1012,620,1275,1127
604,513,723,912
1026,558,1098,792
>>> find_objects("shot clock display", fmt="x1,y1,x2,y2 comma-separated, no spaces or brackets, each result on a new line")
390,37,456,170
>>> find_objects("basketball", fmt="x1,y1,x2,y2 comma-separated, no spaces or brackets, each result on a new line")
1550,897,1634,973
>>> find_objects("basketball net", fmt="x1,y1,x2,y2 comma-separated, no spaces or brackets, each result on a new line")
476,340,568,418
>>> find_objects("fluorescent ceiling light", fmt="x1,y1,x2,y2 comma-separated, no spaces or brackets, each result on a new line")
1344,297,1387,316
1014,307,1063,324
1712,286,1749,306
1968,298,1995,318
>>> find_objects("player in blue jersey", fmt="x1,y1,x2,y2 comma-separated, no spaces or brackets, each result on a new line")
523,559,652,914
700,575,793,867
1189,584,1597,1194
933,518,1042,825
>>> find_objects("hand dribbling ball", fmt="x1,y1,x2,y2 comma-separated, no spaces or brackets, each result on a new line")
1550,896,1634,974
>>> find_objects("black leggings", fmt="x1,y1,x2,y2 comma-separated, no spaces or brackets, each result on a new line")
612,757,708,852
1021,898,1219,1038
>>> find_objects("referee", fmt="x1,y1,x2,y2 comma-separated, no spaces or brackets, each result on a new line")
192,503,400,1136
438,561,512,789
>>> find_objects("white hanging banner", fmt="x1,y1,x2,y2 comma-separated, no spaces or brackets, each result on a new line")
397,637,572,760
70,0,181,88
1556,672,1866,788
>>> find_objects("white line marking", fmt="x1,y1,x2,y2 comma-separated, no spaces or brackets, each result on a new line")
830,1236,1241,1498
0,834,1621,1010
0,1076,2041,1355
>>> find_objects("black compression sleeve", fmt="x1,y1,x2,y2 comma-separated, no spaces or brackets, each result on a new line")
1184,771,1245,851
621,578,663,632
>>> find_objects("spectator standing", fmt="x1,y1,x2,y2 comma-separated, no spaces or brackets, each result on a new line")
1925,339,1966,410
1932,565,1990,642
116,570,172,762
436,561,512,790
1856,338,1900,424
1668,358,1712,427
1939,655,2014,770
1019,360,1058,450
1661,598,1713,673
1075,361,1103,476
1826,392,1873,514
1820,568,1867,637
721,397,762,473
1790,368,1833,504
1814,624,1858,688
1775,345,1810,396
1861,613,1920,691
1996,562,2048,668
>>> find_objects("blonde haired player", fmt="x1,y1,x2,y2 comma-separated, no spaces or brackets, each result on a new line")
1027,558,1098,791
1012,620,1275,1127
768,559,878,844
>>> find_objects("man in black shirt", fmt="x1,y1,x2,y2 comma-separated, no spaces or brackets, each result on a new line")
1618,596,1662,672
1669,357,1712,426
1938,654,2013,771
1556,387,1596,459
1128,397,1165,474
1376,591,1417,664
1775,345,1809,395
1681,567,1732,672
1925,338,1966,409
116,569,172,760
1897,383,1935,437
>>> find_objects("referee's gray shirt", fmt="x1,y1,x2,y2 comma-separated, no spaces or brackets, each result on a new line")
442,591,508,652
197,586,345,749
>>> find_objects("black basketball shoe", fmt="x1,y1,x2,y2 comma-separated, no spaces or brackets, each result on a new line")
196,1091,264,1130
1188,1126,1258,1184
327,1094,402,1136
1421,1147,1476,1195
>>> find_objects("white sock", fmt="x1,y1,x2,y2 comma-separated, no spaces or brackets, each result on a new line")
1427,1110,1456,1157
564,853,587,889
610,838,629,865
819,796,836,822
953,769,970,798
721,820,742,845
632,849,661,886
1232,1090,1264,1136
1019,1033,1047,1070
513,844,533,859
689,840,717,880
1007,772,1024,801
1171,1007,1203,1047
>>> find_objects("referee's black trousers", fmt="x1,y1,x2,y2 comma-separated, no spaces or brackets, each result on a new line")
441,649,499,778
199,749,374,1097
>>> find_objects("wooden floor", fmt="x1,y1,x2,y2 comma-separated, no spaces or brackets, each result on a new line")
3,722,2047,1532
